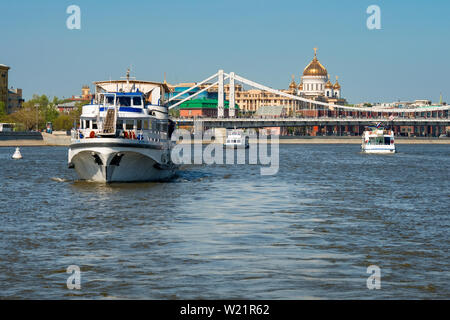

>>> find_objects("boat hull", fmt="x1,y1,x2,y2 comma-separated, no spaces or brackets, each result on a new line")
68,140,176,182
362,146,396,154
224,144,249,149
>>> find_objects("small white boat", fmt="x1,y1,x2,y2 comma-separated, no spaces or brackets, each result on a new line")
224,129,249,149
361,125,395,154
12,147,22,159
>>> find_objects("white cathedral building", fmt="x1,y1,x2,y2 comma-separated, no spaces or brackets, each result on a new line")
288,48,344,104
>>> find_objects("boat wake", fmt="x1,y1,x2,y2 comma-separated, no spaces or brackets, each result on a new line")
50,177,72,183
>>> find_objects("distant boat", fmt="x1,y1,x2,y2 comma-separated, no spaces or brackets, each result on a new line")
224,129,249,149
361,125,396,154
12,147,22,159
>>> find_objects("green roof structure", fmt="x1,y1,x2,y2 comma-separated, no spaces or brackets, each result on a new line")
179,98,239,110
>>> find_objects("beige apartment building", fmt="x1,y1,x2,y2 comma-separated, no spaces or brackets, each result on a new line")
231,85,302,115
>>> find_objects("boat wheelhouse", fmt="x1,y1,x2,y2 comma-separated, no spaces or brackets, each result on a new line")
361,125,396,154
68,72,177,182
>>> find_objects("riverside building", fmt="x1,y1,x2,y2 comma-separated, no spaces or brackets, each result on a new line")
0,64,9,109
0,64,23,113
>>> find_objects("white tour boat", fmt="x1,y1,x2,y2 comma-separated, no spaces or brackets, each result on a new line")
361,125,396,154
224,129,249,149
68,72,177,182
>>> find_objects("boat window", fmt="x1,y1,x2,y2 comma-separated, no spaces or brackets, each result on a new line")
125,120,134,130
117,97,131,107
369,137,387,145
92,121,98,130
143,120,149,130
116,119,123,130
106,96,115,106
137,120,142,130
384,137,391,145
133,97,142,106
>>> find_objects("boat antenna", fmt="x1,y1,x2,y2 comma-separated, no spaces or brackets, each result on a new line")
120,66,136,92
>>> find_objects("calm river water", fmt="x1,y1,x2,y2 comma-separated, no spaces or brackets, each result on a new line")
0,144,448,299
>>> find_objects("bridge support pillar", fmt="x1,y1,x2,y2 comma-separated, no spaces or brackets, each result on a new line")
218,69,224,118
194,119,204,135
229,72,235,118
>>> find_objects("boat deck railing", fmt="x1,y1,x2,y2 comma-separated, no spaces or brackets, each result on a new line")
71,129,167,143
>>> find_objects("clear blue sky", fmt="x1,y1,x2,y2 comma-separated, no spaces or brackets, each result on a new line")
1,0,449,104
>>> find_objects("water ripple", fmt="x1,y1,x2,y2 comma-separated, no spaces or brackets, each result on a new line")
0,145,448,299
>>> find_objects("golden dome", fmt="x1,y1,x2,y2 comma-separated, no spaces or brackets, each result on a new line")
333,76,341,89
298,82,303,90
303,48,328,77
289,75,297,89
325,79,333,89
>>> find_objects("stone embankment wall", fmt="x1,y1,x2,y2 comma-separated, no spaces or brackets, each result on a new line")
0,131,70,146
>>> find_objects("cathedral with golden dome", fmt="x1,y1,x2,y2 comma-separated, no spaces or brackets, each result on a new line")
219,48,346,115
293,48,344,102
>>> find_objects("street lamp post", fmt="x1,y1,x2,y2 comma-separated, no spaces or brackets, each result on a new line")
35,103,39,132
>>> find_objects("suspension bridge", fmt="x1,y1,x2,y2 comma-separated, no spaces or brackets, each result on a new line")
165,70,450,136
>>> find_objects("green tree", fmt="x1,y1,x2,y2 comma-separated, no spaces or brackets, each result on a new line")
10,103,43,131
52,96,63,106
34,94,49,108
10,94,91,131
9,94,50,131
53,114,73,131
169,107,180,117
45,105,59,124
0,101,6,121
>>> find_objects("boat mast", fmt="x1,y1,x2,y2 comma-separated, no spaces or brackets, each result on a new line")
120,67,136,92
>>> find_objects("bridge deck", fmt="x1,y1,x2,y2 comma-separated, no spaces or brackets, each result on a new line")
173,117,450,128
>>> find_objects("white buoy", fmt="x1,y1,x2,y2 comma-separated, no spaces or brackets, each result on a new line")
12,147,22,160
